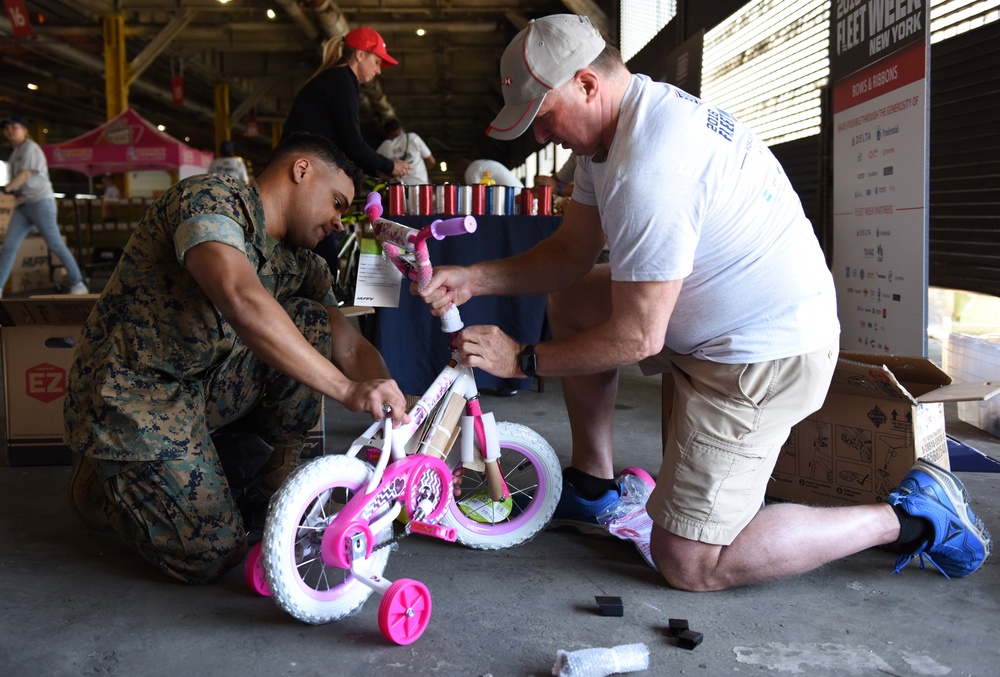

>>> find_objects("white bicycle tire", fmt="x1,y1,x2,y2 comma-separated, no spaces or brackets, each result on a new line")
262,454,393,624
441,422,562,550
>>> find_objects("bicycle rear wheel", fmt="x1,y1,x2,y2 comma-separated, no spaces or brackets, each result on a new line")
262,455,393,624
440,422,561,550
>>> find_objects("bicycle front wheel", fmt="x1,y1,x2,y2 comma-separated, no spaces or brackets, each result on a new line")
262,455,393,624
440,422,562,550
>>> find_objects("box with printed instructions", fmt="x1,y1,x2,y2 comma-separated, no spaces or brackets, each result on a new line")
767,351,1000,507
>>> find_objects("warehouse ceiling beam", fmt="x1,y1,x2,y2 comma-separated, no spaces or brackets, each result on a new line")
127,8,197,87
272,0,320,42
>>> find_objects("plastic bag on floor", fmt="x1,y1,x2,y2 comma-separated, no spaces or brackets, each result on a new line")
552,642,650,677
596,473,656,570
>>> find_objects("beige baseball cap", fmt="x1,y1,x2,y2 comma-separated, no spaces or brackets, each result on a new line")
486,14,606,141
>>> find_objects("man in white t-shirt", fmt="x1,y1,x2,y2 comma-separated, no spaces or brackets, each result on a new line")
376,119,435,185
416,15,990,590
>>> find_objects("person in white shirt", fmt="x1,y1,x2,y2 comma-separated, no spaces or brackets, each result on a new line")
462,158,523,187
208,140,250,183
0,115,89,296
416,15,990,591
534,154,577,197
376,119,434,185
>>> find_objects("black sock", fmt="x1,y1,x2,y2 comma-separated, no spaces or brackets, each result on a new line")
891,504,932,553
564,467,618,500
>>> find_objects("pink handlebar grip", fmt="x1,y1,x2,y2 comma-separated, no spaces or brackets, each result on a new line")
430,215,477,240
365,191,383,221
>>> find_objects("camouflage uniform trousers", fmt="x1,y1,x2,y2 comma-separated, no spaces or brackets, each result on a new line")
91,297,332,584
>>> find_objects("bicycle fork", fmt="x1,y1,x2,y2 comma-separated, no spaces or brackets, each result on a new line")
461,398,510,502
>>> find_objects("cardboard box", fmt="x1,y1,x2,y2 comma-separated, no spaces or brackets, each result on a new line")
767,351,1000,507
0,296,96,466
0,193,14,238
4,236,52,295
0,297,354,466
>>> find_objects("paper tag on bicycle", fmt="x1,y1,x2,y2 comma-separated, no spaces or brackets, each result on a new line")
354,238,403,307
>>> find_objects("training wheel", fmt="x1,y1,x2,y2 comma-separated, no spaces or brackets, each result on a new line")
378,578,432,645
243,542,271,597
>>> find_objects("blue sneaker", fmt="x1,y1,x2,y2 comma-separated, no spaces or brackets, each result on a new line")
887,458,992,579
550,468,655,538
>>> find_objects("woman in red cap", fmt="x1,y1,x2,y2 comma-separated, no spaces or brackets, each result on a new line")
282,27,410,181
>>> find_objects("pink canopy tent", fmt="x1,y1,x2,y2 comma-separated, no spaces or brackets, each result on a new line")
42,108,213,180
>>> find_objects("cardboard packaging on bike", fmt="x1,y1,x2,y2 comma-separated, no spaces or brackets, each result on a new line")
764,351,1000,507
0,296,338,467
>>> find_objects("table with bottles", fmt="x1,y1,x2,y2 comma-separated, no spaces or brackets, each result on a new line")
363,213,562,394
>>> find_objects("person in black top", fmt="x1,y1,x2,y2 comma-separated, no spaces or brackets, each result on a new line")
282,26,410,180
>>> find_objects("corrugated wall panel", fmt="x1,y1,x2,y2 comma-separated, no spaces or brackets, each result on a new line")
928,19,1000,296
684,0,751,37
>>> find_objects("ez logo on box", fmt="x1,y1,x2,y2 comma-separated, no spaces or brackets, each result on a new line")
25,362,66,403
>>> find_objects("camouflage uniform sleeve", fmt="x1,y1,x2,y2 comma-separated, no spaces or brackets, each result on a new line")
174,214,246,266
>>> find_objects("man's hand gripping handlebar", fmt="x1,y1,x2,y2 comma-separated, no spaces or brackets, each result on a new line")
365,192,476,334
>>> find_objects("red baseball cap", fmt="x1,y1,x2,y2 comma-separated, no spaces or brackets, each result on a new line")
344,26,399,67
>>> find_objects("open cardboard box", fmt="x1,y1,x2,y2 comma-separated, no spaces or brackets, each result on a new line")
766,351,1000,507
0,297,372,466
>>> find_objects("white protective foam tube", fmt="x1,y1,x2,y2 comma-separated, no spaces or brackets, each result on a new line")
551,643,650,677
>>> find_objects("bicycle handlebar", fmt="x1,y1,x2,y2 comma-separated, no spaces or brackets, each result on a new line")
365,192,383,222
430,216,476,240
365,191,477,335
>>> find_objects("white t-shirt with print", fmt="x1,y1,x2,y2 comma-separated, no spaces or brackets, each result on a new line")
377,132,433,185
573,74,839,363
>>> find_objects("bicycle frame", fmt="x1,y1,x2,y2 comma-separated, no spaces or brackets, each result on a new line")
251,192,561,645
320,194,512,565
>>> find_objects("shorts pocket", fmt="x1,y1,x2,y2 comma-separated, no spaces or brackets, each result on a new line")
673,430,770,537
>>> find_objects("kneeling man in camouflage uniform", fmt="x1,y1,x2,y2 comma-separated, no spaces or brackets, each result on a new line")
65,132,408,584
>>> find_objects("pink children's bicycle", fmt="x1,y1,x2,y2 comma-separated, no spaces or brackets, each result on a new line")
245,192,562,645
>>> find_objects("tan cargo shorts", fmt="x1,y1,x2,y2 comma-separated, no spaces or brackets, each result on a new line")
641,341,838,545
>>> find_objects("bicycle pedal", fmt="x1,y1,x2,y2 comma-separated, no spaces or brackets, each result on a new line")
408,520,457,542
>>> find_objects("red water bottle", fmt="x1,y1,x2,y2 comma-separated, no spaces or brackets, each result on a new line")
470,184,486,215
518,188,534,216
442,184,457,215
418,185,433,215
536,185,552,216
387,184,405,216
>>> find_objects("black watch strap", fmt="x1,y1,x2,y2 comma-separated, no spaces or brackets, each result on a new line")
519,344,538,378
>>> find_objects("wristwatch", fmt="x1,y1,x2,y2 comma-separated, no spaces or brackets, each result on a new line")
519,344,538,378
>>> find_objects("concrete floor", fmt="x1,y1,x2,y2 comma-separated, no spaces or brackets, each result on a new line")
1,363,998,677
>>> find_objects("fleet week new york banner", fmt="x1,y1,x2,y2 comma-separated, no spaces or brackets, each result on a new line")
830,0,930,355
